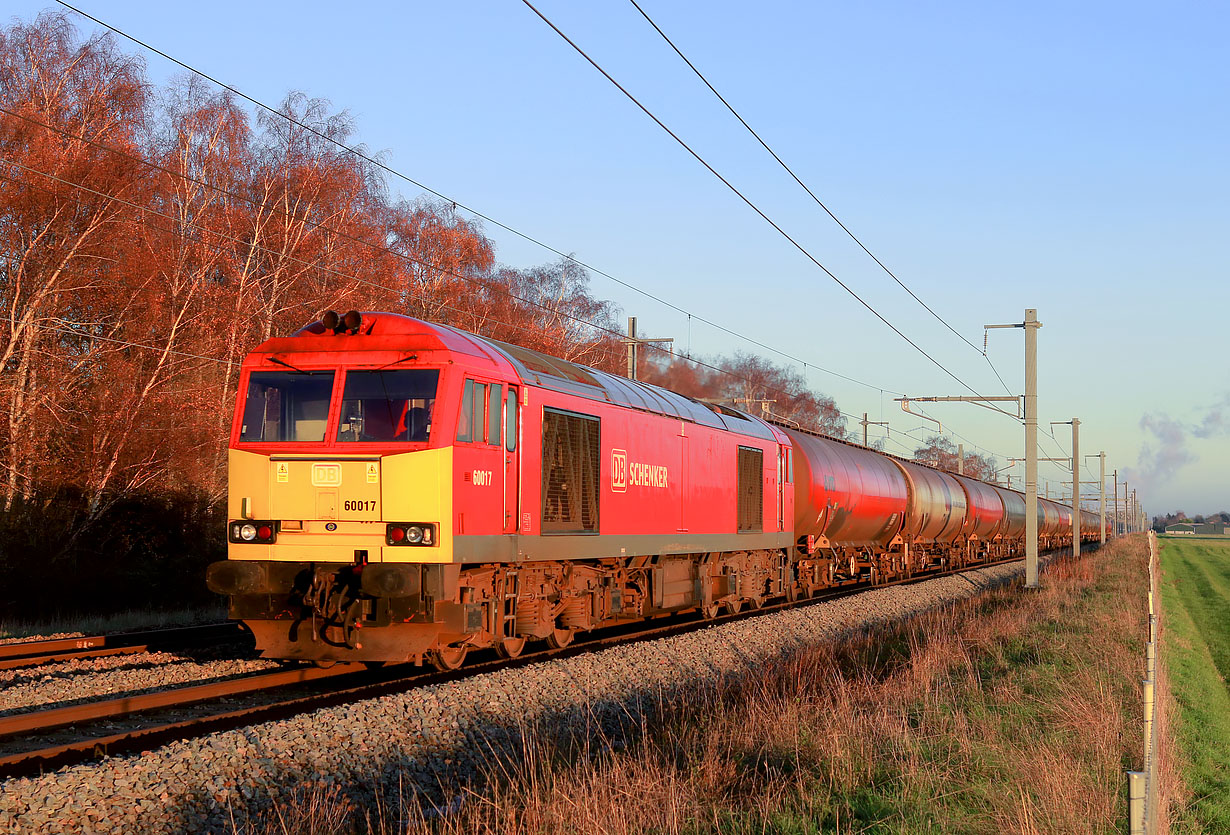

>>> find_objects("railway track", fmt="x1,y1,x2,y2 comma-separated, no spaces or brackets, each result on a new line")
0,550,1079,780
0,623,243,671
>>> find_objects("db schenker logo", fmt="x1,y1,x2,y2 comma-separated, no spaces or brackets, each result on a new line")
611,449,669,491
611,448,628,492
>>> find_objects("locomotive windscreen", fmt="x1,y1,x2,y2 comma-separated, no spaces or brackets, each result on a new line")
240,371,335,442
336,369,439,443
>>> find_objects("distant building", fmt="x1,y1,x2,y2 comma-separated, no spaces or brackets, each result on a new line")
1165,522,1225,535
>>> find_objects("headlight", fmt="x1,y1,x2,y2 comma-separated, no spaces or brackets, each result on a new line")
230,520,278,544
386,522,436,546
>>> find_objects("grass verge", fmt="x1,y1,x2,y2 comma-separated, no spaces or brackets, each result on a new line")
1158,535,1230,832
241,540,1151,835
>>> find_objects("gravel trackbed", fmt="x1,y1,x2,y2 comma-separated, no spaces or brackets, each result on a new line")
0,559,1042,833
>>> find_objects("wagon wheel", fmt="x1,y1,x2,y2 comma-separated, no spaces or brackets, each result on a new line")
702,602,722,619
427,644,468,671
546,627,575,649
495,636,528,659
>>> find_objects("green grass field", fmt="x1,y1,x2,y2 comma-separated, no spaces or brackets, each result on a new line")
1158,535,1230,832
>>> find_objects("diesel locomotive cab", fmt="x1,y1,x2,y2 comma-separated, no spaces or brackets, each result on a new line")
207,311,493,667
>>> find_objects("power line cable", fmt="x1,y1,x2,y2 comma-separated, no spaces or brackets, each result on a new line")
29,5,1011,455
2,154,908,443
519,0,991,400
0,104,904,400
630,0,1031,402
0,159,623,357
627,0,989,357
52,0,998,403
51,0,896,397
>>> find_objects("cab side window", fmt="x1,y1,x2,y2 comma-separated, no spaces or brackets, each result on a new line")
472,383,487,442
456,380,474,442
505,393,518,452
487,385,502,446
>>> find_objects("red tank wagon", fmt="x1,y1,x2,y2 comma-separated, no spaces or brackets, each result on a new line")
207,312,1101,669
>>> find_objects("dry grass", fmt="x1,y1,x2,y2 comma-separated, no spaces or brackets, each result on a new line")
236,540,1154,835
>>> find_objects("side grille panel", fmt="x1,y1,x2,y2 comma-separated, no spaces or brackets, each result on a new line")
541,408,600,534
737,446,763,532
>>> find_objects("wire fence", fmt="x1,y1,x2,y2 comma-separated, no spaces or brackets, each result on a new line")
1128,529,1161,833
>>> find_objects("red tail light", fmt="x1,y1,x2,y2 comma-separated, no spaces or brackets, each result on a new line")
386,522,436,546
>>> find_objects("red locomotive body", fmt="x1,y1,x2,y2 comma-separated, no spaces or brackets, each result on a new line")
210,313,794,667
207,312,1099,668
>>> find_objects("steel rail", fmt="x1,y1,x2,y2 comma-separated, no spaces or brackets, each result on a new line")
0,623,241,669
0,547,1095,780
0,646,149,671
0,664,363,739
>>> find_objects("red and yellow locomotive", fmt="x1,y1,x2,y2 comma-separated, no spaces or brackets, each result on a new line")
206,312,1103,669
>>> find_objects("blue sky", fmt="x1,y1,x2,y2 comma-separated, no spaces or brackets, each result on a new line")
10,1,1230,516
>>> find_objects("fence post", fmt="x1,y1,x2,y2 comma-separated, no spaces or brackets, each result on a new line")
1128,531,1163,833
1128,771,1146,835
1142,678,1155,769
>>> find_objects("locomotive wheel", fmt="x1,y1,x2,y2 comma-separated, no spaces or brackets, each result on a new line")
428,644,468,671
495,636,527,659
546,627,575,649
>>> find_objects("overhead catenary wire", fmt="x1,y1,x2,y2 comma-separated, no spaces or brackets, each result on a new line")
518,0,995,402
52,1,1002,404
634,0,1028,400
34,2,1014,459
0,104,907,404
6,156,1018,462
51,0,896,398
626,0,995,362
1,154,916,446
0,160,635,362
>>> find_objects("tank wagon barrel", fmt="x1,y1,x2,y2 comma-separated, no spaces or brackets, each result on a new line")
953,474,1006,543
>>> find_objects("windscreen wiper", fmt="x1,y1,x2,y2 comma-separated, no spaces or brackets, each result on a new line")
374,353,418,371
268,356,318,375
